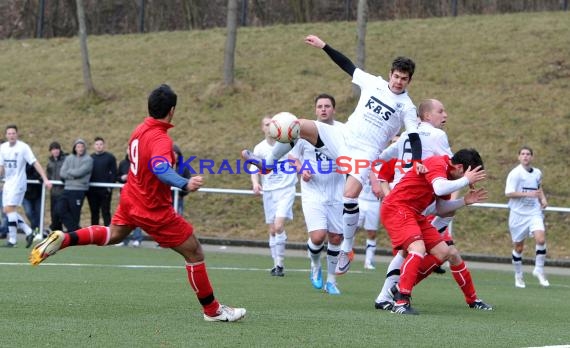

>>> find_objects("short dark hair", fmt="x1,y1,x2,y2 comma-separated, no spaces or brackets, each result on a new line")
519,146,533,156
451,148,484,171
148,84,177,119
314,93,336,108
94,136,104,143
5,124,18,132
391,56,415,80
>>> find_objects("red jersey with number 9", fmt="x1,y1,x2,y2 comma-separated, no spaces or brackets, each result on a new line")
121,117,176,213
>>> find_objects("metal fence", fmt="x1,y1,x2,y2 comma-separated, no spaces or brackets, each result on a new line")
9,180,570,236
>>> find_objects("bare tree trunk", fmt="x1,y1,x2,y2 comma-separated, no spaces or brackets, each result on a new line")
353,0,367,98
76,0,96,95
223,0,239,86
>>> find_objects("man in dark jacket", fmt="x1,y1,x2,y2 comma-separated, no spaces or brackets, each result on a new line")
87,137,117,226
46,141,66,233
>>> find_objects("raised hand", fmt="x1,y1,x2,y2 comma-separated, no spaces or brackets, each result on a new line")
463,165,486,185
464,188,488,205
304,35,325,49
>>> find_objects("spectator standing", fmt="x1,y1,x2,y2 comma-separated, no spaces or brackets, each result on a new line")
116,148,143,247
23,163,42,233
57,139,93,232
87,137,117,226
46,141,66,234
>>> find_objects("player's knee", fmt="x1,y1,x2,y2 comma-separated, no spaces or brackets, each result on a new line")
328,233,342,245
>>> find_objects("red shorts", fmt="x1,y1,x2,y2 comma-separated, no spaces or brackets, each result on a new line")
425,215,453,243
112,198,193,248
381,204,443,253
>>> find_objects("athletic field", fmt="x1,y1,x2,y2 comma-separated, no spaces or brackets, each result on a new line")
1,240,569,347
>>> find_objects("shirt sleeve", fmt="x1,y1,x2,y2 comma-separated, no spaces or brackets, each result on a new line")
505,168,518,194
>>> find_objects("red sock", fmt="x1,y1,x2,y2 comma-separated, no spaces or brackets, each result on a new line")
450,261,477,304
186,262,220,316
61,225,110,249
398,252,423,297
415,254,443,285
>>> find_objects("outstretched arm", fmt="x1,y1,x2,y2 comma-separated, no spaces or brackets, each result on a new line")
305,35,356,77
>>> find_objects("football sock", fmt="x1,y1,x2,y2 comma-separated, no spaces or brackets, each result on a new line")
7,212,18,245
185,261,220,316
62,225,110,249
397,251,424,297
267,141,296,167
450,261,477,304
415,254,443,285
16,213,33,235
307,238,324,268
365,238,377,265
376,252,405,303
431,216,453,232
326,242,340,284
340,198,359,253
535,243,547,272
269,235,277,266
512,250,523,275
275,231,287,268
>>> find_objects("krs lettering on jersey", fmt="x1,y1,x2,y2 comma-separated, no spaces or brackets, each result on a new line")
365,96,397,121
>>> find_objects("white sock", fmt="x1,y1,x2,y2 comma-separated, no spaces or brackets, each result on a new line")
431,216,453,232
275,231,287,268
365,238,377,265
269,235,277,266
267,142,296,168
307,238,323,268
17,213,32,235
512,250,523,275
7,212,18,245
326,242,340,284
375,252,405,303
340,198,359,253
535,244,547,272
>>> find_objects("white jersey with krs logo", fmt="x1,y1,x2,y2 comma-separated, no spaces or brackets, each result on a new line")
505,164,543,215
252,139,298,191
289,126,344,205
346,68,418,153
379,121,453,187
0,140,37,193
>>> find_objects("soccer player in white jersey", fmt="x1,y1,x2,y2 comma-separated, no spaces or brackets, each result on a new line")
374,100,493,311
242,34,422,275
289,93,345,294
0,125,52,247
505,146,549,288
250,116,298,277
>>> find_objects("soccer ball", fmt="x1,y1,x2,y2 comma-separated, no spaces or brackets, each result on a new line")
268,112,301,143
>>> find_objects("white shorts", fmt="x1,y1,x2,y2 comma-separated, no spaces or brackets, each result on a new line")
301,200,343,234
315,121,377,185
358,199,380,231
509,211,545,243
262,185,295,224
2,187,25,207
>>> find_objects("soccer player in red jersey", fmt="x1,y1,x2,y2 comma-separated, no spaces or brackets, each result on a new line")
382,149,487,314
30,84,246,322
